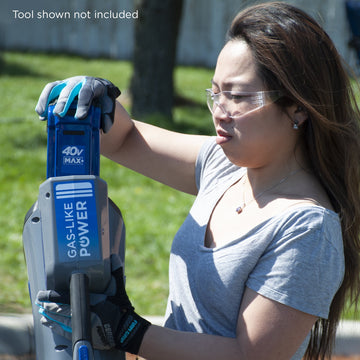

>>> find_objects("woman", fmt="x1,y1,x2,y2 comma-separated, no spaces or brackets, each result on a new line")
36,2,360,359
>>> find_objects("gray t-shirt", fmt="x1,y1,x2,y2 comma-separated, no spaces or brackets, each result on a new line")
164,137,345,359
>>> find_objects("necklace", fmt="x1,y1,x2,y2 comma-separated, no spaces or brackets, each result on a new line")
235,168,303,214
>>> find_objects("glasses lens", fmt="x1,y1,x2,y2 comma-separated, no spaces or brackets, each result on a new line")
206,89,282,118
206,89,216,113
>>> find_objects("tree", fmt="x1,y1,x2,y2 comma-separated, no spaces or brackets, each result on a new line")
130,0,183,122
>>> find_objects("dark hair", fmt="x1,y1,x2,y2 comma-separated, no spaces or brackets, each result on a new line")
228,2,360,359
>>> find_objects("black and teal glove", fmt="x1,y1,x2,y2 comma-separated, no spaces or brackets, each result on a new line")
35,76,121,132
36,267,151,354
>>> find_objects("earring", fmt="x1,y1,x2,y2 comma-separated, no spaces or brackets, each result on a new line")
293,120,299,130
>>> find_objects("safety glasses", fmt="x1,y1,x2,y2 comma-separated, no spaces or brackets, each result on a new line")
206,89,283,119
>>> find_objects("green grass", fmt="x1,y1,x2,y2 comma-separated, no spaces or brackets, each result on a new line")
0,52,358,321
0,51,213,315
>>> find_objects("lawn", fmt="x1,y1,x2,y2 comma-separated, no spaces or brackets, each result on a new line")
0,52,358,321
0,51,213,315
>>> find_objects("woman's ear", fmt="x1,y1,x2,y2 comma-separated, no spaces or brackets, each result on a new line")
294,105,308,123
290,104,308,130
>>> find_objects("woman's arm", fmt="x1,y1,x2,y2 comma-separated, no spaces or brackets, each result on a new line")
138,287,317,360
101,102,209,195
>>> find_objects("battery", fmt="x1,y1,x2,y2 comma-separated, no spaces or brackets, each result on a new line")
46,101,101,178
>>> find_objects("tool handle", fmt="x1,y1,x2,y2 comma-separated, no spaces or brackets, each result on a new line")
70,272,94,360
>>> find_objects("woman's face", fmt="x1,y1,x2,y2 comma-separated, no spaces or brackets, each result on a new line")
211,40,297,169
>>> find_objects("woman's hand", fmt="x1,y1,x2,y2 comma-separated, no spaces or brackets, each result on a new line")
36,266,151,355
35,76,121,132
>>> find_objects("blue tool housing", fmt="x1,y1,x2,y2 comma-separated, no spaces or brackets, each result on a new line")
24,97,125,359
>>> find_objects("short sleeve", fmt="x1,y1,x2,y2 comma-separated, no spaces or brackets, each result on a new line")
246,209,344,319
195,137,218,190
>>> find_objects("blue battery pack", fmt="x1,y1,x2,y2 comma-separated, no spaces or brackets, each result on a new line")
46,102,101,178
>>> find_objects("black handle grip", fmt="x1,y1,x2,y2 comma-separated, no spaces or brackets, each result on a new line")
70,272,92,348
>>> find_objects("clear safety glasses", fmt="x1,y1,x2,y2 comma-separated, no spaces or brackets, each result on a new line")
206,89,283,119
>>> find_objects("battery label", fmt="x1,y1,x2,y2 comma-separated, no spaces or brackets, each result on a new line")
54,180,100,262
62,145,85,165
61,145,86,174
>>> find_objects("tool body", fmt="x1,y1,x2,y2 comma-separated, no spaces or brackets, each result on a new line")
23,101,126,360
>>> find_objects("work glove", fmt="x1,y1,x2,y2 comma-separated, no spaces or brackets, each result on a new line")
36,266,151,355
35,76,121,132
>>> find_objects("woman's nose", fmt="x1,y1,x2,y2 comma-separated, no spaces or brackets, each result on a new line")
213,102,233,121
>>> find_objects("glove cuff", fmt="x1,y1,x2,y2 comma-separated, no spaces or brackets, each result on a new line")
115,310,151,355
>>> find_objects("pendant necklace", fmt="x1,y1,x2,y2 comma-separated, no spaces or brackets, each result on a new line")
235,168,303,214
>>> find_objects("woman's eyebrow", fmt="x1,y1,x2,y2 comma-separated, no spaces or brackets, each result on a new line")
211,79,255,91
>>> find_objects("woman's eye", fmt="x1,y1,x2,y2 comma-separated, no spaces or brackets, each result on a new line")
231,94,245,101
211,91,220,99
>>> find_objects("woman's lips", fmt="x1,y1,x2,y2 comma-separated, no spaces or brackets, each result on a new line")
216,128,232,144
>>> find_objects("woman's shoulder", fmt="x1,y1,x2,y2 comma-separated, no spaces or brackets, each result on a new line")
260,169,340,237
279,203,340,230
267,203,342,251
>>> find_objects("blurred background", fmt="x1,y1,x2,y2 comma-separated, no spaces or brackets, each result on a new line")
0,0,359,318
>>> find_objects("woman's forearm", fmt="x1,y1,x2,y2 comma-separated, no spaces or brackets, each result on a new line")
100,101,134,159
139,325,242,360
